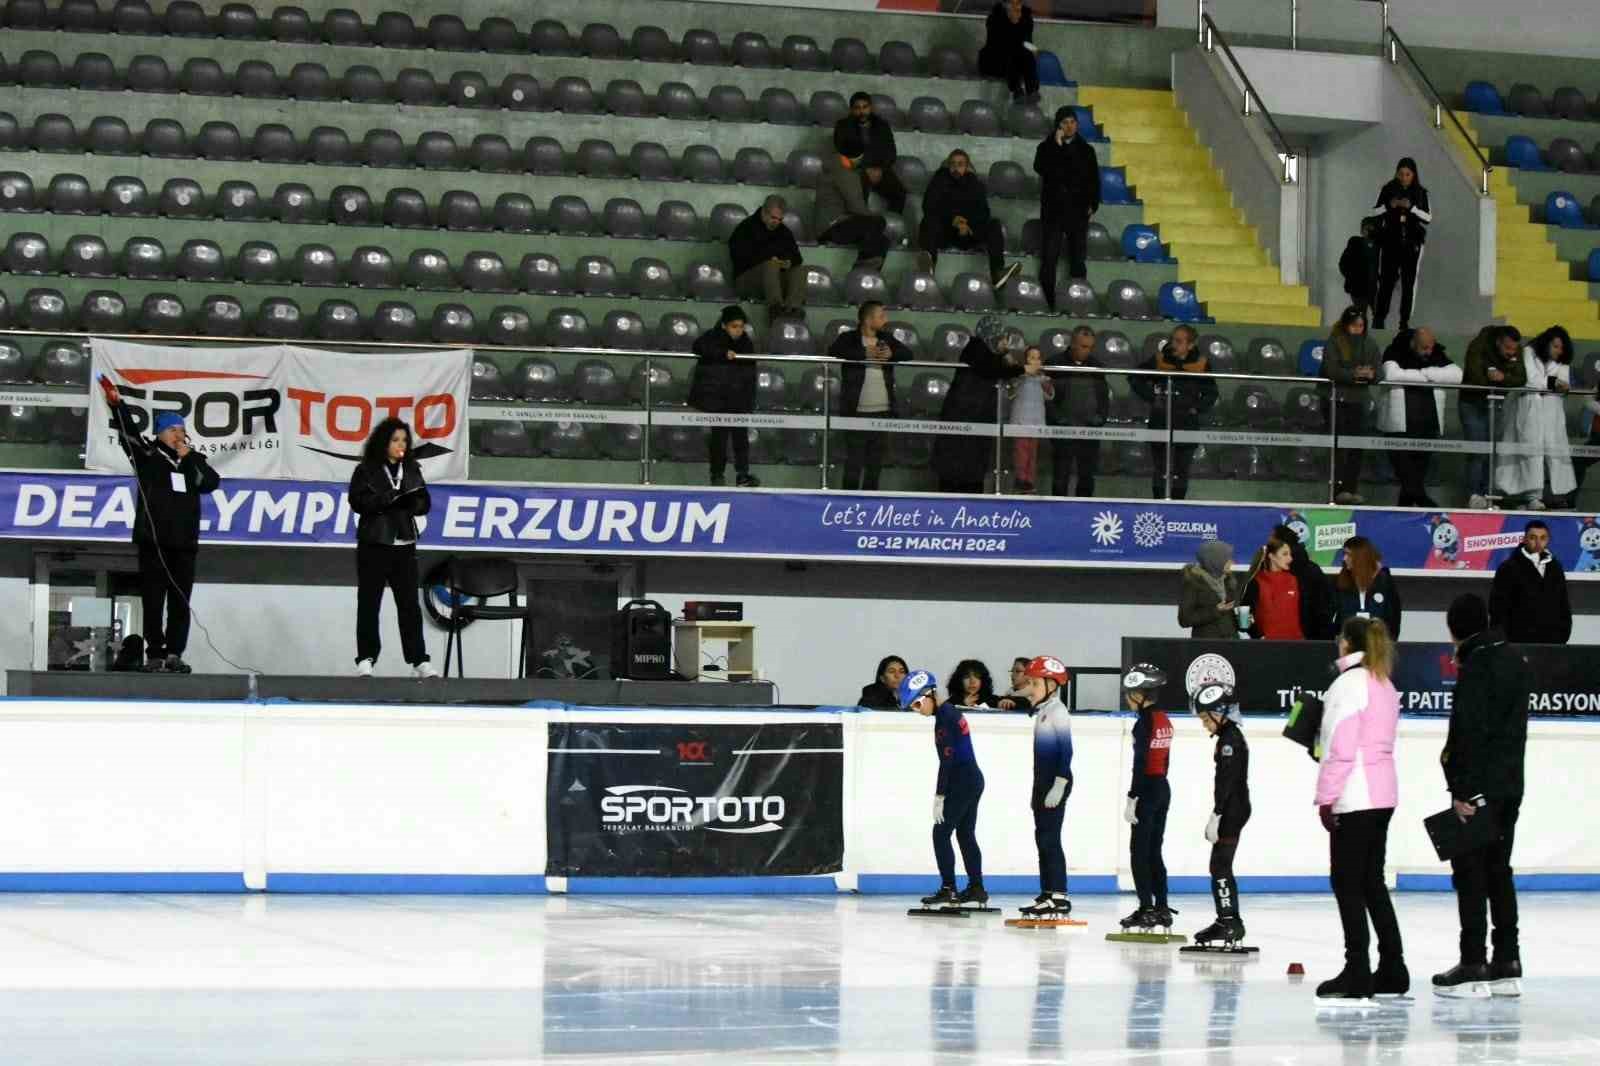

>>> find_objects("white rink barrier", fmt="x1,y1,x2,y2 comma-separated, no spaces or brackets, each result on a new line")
0,700,1594,894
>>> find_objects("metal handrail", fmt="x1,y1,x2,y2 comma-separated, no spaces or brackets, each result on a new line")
1385,27,1492,196
1196,11,1299,184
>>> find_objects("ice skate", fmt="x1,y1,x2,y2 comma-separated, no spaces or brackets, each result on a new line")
1374,956,1412,1000
1488,958,1521,998
1181,917,1256,956
1431,962,1491,999
954,883,998,913
1106,905,1184,944
907,884,966,918
1315,965,1377,1008
1006,893,1083,929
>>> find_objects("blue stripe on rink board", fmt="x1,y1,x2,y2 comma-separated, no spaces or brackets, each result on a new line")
1396,873,1600,892
0,873,247,892
1166,875,1331,894
266,874,549,894
857,875,1121,895
565,876,839,894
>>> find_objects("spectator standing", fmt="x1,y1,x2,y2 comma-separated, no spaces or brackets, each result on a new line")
916,149,1021,292
933,316,1024,493
1323,306,1382,505
832,300,912,491
1489,520,1571,644
1460,325,1526,509
1049,325,1109,498
978,0,1041,104
1434,593,1532,999
728,195,805,322
1008,345,1054,494
1332,535,1403,639
814,153,890,272
348,418,435,679
1034,108,1100,312
858,654,908,709
688,306,761,488
1339,216,1383,325
1240,534,1304,640
1497,325,1576,511
949,658,998,709
1378,327,1461,507
834,92,906,215
1372,157,1431,331
1131,324,1217,501
1272,523,1336,641
1179,539,1240,640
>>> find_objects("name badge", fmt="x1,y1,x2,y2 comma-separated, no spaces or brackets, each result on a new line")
170,471,187,493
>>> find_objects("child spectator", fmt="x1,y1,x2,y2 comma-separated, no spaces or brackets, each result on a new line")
1008,345,1054,494
1339,216,1382,324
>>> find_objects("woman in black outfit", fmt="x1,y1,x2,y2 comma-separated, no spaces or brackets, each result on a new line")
932,315,1024,494
1372,157,1431,331
858,654,909,709
349,417,435,678
979,0,1040,104
689,305,761,488
1332,535,1403,639
949,659,999,709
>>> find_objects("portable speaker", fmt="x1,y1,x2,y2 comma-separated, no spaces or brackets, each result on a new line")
612,599,672,680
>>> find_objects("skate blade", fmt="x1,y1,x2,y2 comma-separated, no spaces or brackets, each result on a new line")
1374,993,1416,1004
1180,944,1259,956
1432,982,1490,1000
1490,978,1521,998
1315,996,1379,1010
1006,917,1087,929
1105,931,1187,944
907,907,969,918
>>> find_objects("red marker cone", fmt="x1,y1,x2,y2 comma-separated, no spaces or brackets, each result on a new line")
1287,962,1305,976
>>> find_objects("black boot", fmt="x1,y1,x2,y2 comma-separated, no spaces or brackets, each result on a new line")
1119,906,1152,931
1432,962,1491,999
1316,963,1374,1001
920,884,958,907
1374,956,1410,997
955,881,988,906
1488,957,1522,998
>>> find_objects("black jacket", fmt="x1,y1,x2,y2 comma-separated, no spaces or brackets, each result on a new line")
1034,133,1100,215
349,459,430,546
1490,549,1572,644
982,1,1033,53
931,338,1023,484
830,328,913,416
921,167,993,228
1130,347,1218,431
858,681,899,709
727,211,803,280
1382,330,1453,437
1288,541,1336,642
1443,630,1531,801
1332,566,1403,639
833,114,898,169
1339,234,1379,302
688,325,758,414
1048,354,1111,427
1374,171,1431,245
111,402,221,549
1212,720,1251,832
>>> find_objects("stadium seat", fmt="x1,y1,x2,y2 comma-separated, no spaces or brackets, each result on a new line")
1107,279,1157,320
1548,139,1588,174
760,87,806,127
682,28,725,65
600,310,648,350
1101,169,1134,204
988,161,1029,199
120,235,168,278
179,57,229,96
732,31,775,68
809,91,848,129
531,18,578,55
1006,103,1049,139
1122,224,1166,262
39,339,91,383
929,46,970,80
548,195,595,235
688,262,735,301
728,147,777,186
256,297,305,339
110,0,156,33
33,113,80,154
752,366,788,410
498,74,541,111
314,299,364,340
404,249,456,291
475,421,534,457
1462,81,1504,115
159,176,207,218
831,37,870,73
1200,334,1237,374
349,245,398,289
1157,282,1202,322
1588,249,1600,283
843,267,889,306
323,185,373,227
1004,275,1049,313
551,76,599,114
176,238,225,281
307,126,355,166
270,6,314,42
429,14,473,51
546,308,594,348
342,65,387,103
575,255,623,295
71,52,119,90
871,94,906,130
630,259,676,300
766,319,812,356
216,180,265,220
415,131,463,170
21,287,70,331
709,202,746,242
439,190,486,231
1505,134,1548,169
430,304,478,344
361,129,407,168
163,0,206,35
84,116,135,155
1095,329,1135,370
787,149,823,188
632,26,676,62
1249,337,1292,376
196,121,245,161
603,79,649,117
682,145,728,183
518,253,563,294
371,301,423,342
893,156,930,193
461,251,513,292
288,61,337,101
656,82,701,120
61,0,105,31
950,273,996,311
469,134,515,174
707,85,752,122
655,312,700,352
106,175,152,217
909,97,952,134
1552,86,1590,120
1506,83,1547,116
493,193,538,233
137,292,186,332
576,139,623,178
252,124,299,162
0,172,36,212
484,309,536,348
782,35,825,71
64,234,115,277
5,232,50,275
234,59,282,98
602,198,647,238
897,271,943,310
1061,280,1102,319
516,137,564,176
195,294,246,336
322,9,367,45
46,173,94,214
448,72,493,109
655,201,700,240
906,372,949,416
1545,191,1587,228
929,323,971,363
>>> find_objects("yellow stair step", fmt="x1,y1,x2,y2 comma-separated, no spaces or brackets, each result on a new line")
1095,109,1188,130
1078,86,1175,107
1184,263,1284,287
1169,243,1270,267
1136,185,1232,208
1198,281,1311,306
1204,302,1324,328
1111,144,1210,168
1498,277,1590,301
1097,124,1196,145
1159,223,1260,247
1139,205,1245,227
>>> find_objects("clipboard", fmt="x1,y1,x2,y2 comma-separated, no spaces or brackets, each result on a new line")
1423,804,1500,862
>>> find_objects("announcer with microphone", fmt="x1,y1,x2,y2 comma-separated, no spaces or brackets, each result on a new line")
99,376,220,673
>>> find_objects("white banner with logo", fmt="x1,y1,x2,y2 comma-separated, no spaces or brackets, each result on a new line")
87,340,472,482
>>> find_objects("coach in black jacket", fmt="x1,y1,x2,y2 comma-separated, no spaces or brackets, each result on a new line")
1034,107,1101,311
834,93,906,214
1437,593,1532,992
1489,520,1571,644
829,299,913,491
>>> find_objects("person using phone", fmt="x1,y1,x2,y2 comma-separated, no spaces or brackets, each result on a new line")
99,376,221,673
348,417,435,678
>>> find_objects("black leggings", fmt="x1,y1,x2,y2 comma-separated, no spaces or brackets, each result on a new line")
1131,778,1171,910
1032,784,1070,894
138,543,196,659
933,765,985,885
707,426,750,477
1209,834,1242,920
355,541,428,666
1329,807,1404,970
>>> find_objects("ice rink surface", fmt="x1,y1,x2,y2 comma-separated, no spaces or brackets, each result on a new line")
0,890,1596,1065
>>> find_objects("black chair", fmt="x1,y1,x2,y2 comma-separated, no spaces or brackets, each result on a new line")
439,556,535,678
102,177,153,217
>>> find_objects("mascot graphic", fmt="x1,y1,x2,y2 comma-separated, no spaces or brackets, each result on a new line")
1429,513,1465,569
1576,518,1600,574
1281,510,1312,547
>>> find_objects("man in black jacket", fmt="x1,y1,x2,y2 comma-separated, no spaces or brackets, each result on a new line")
98,376,221,673
1034,107,1100,312
1271,523,1336,641
916,150,1020,291
1049,325,1110,498
1435,593,1532,997
1489,520,1572,644
728,195,806,321
834,93,906,214
1130,326,1216,501
829,299,913,491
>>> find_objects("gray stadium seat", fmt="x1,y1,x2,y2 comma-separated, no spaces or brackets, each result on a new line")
476,422,534,457
632,26,676,61
404,248,456,291
574,254,624,295
331,185,378,225
929,45,970,79
1199,334,1237,374
707,85,752,122
22,288,70,332
216,180,265,219
879,41,919,75
988,161,1029,199
551,76,598,114
165,1,207,35
1004,275,1049,313
105,175,152,216
688,261,735,301
176,238,225,281
1249,337,1291,376
786,149,823,188
843,267,889,306
470,134,516,173
871,94,906,130
448,72,493,109
549,194,595,235
752,366,787,410
234,59,281,98
138,292,186,333
269,6,314,43
314,299,364,340
429,14,473,51
601,310,648,349
272,182,317,222
798,265,836,305
196,121,245,161
683,28,724,65
576,139,623,177
910,97,952,133
361,129,407,168
430,304,478,344
897,271,944,310
603,197,647,237
513,357,561,399
905,373,948,416
120,236,168,278
61,0,106,31
546,308,594,347
64,234,114,277
831,37,870,73
655,200,700,240
1140,332,1170,363
886,321,922,358
252,124,299,162
1107,279,1157,320
159,177,206,218
39,339,92,383
573,358,623,404
235,241,283,283
371,302,423,342
732,147,780,185
414,131,463,171
293,243,341,286
372,12,417,47
518,253,563,294
782,35,825,70
1007,102,1049,139
531,18,578,55
322,9,367,45
478,16,522,53
46,173,93,214
950,273,996,311
440,190,487,231
308,126,355,166
605,79,649,116
681,144,727,182
630,258,675,299
1549,137,1587,173
769,319,814,356
622,142,670,183
349,245,398,289
761,88,806,126
72,53,119,90
1087,222,1119,260
6,0,53,28
930,323,972,363
892,156,929,192
33,113,80,153
810,91,848,128
657,82,701,120
85,116,135,155
111,0,156,33
196,294,246,336
289,61,337,100
1506,83,1546,116
709,202,746,242
731,31,775,68
1552,86,1589,120
656,312,701,351
1063,280,1103,318
498,74,541,111
0,172,36,212
342,65,386,103
256,298,304,339
461,251,513,292
958,100,1002,137
493,193,537,233
1096,329,1135,370
525,137,565,175
179,57,229,96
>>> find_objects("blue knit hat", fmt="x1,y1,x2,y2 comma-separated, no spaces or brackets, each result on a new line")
154,412,185,434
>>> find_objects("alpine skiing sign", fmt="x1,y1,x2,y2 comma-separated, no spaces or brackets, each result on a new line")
546,721,844,878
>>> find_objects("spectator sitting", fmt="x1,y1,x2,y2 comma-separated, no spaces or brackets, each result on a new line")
979,0,1041,104
932,316,1025,494
1034,107,1100,311
815,152,890,273
1490,520,1571,644
834,92,906,215
1008,345,1054,494
950,658,998,709
997,657,1034,711
1049,325,1109,498
1339,215,1382,325
1240,533,1305,640
916,149,1021,292
728,195,805,323
1323,306,1382,505
110,634,146,671
688,306,760,488
1130,324,1218,501
1333,535,1403,639
1378,327,1461,508
1179,539,1240,640
859,654,908,709
1271,523,1336,641
831,299,913,491
1496,325,1575,511
1460,325,1525,509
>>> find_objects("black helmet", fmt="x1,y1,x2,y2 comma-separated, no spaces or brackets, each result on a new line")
1121,662,1166,692
1191,682,1236,717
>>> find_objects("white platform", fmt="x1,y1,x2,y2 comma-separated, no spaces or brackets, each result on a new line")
0,891,1594,1064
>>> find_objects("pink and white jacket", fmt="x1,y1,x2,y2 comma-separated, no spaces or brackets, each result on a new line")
1314,652,1400,814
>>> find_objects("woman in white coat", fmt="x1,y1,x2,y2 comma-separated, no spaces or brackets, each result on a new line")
1496,325,1575,510
1377,327,1462,507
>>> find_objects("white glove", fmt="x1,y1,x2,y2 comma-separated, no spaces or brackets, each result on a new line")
1123,797,1139,825
1205,813,1221,843
1023,41,1038,53
1043,776,1069,809
933,796,946,825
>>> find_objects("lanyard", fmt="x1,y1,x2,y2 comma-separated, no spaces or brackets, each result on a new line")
384,463,404,492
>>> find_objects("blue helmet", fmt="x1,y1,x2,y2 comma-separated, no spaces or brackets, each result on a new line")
897,668,939,709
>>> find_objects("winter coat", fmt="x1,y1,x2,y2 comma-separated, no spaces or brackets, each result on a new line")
1287,540,1336,641
921,167,993,228
1315,652,1400,814
981,1,1033,58
1377,331,1461,436
857,681,899,709
1178,564,1241,639
831,328,913,416
688,325,758,413
1496,347,1575,498
813,153,874,237
1034,133,1100,216
348,459,430,546
1332,566,1403,639
1130,347,1218,431
833,114,898,169
1461,326,1528,414
1241,568,1304,640
727,211,803,279
1490,549,1572,644
1322,327,1383,405
1048,354,1111,427
932,337,1023,485
1374,168,1431,246
110,402,221,549
1442,630,1532,801
1339,234,1379,303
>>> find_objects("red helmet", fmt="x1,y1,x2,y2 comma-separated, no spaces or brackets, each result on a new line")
1023,655,1069,684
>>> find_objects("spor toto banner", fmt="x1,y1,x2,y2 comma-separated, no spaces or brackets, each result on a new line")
546,721,844,877
86,339,472,481
1,472,1599,574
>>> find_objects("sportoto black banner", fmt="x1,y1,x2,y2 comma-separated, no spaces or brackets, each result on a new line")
546,721,844,877
1122,638,1600,718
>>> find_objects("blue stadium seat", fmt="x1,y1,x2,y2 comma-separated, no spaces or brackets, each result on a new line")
1157,282,1202,323
1100,168,1134,205
1503,135,1547,171
1588,249,1600,282
1121,224,1165,262
1462,81,1504,115
1544,190,1588,228
1296,338,1326,377
1071,106,1102,141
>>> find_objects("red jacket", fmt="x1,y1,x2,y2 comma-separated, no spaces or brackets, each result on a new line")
1251,569,1305,640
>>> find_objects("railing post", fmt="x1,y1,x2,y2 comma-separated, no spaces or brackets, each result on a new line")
1164,380,1175,500
820,364,832,489
1433,102,1443,129
640,355,653,485
1481,167,1490,196
1381,1,1391,57
1328,381,1339,503
1197,0,1205,43
1487,392,1500,504
1290,0,1298,49
993,383,1006,495
1242,89,1253,117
